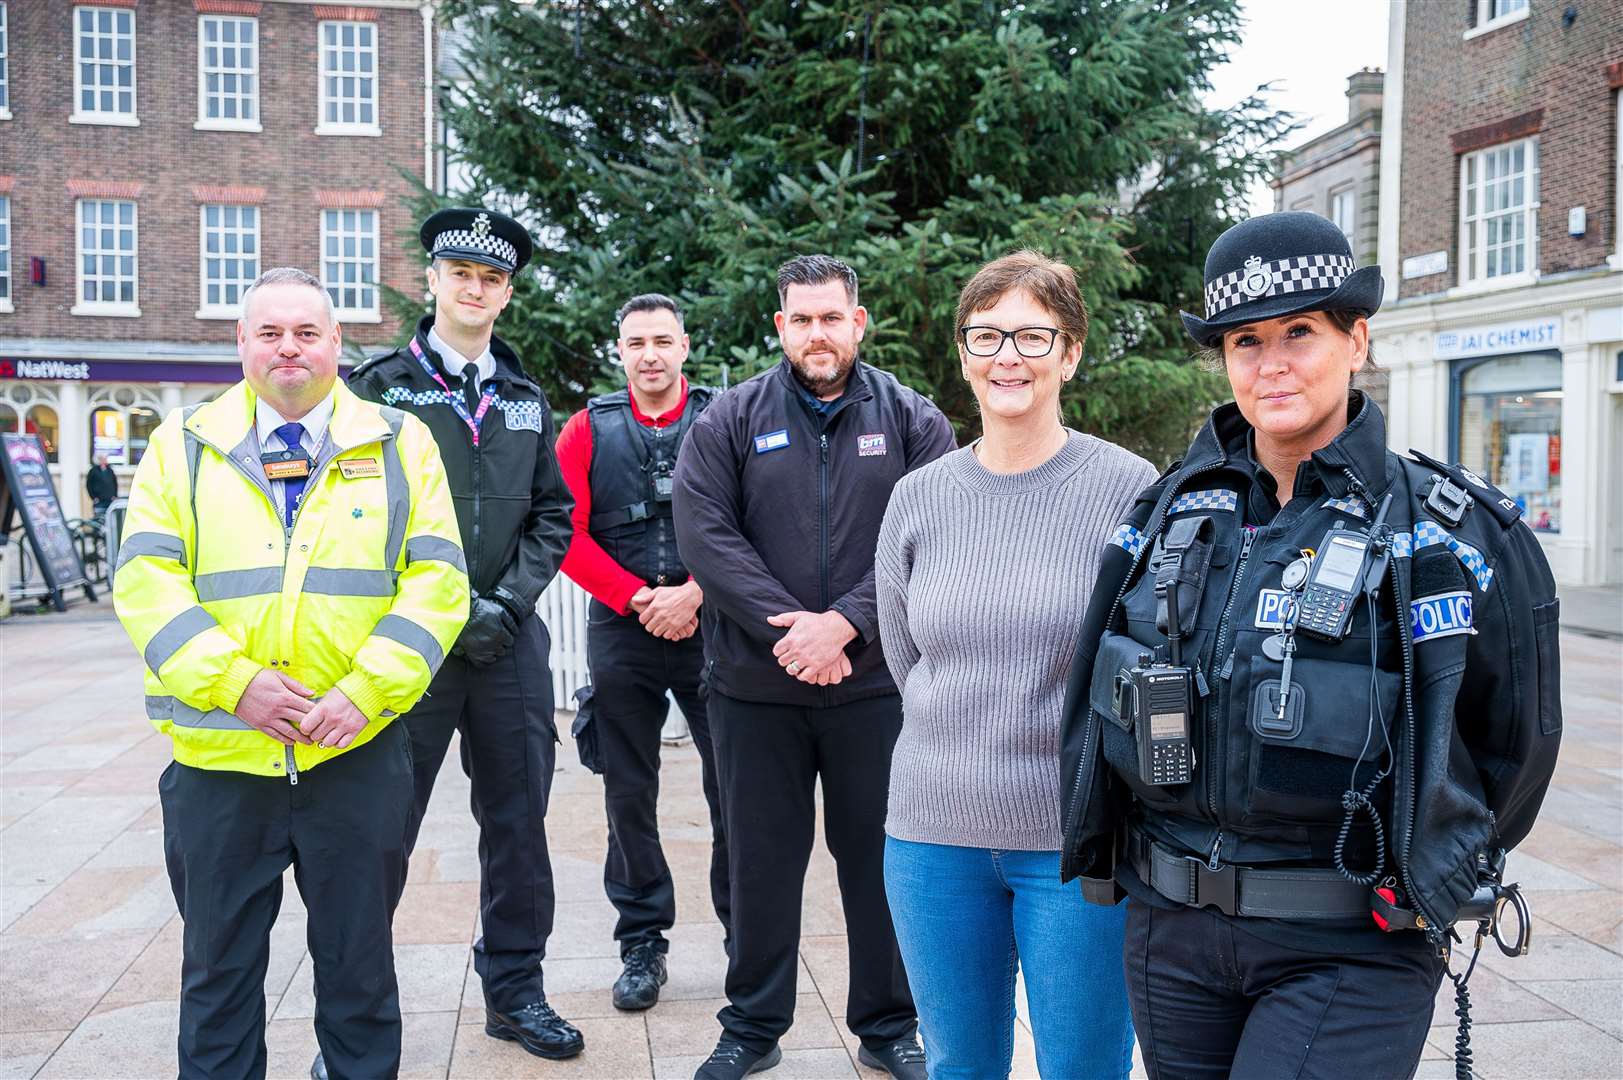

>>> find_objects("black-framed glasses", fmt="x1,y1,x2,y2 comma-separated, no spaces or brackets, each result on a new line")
958,325,1061,358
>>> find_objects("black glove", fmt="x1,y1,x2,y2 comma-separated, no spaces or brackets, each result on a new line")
459,596,519,666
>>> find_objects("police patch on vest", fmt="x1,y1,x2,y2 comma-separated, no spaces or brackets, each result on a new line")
496,397,545,434
1254,588,1294,630
753,429,790,454
1410,590,1475,643
857,432,887,457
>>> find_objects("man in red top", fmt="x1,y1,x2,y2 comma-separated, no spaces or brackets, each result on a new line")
556,293,728,1012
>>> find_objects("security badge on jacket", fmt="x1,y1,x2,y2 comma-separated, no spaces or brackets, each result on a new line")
261,448,311,482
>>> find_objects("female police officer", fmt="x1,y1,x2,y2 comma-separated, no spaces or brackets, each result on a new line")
1058,212,1563,1078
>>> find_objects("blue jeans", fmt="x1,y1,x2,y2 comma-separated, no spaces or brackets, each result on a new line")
884,836,1134,1079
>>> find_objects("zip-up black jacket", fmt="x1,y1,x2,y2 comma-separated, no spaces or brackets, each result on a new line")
347,316,573,612
1058,392,1562,935
672,358,955,707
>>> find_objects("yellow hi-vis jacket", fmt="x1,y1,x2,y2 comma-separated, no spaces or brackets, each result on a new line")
113,379,470,778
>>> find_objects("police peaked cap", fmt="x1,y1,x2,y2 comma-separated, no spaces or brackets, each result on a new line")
420,207,533,275
1180,211,1384,347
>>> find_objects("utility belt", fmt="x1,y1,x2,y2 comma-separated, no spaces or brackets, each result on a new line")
1127,824,1374,921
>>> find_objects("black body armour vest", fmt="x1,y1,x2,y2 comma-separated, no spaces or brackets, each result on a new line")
586,386,712,587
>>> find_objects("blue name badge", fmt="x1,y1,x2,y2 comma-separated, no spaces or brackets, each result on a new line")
753,429,790,454
1411,590,1475,643
1254,588,1293,630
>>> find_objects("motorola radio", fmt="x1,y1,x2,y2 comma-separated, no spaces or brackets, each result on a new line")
1296,492,1396,642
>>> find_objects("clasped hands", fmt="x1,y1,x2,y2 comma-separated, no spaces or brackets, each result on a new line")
630,580,702,640
770,609,857,685
234,668,367,749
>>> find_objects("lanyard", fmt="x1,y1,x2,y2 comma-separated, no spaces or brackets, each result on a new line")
409,336,496,446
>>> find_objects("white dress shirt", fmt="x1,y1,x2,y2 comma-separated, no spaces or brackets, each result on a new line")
427,326,496,386
254,390,335,518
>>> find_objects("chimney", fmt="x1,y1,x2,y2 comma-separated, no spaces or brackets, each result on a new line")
1347,68,1384,121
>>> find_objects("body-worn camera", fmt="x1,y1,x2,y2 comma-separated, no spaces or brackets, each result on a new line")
649,458,675,503
1115,654,1194,786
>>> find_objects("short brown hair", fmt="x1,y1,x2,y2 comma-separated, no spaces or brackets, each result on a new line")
954,250,1088,352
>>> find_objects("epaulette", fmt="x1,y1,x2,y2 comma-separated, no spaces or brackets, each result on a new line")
1154,457,1184,483
345,347,404,381
1407,449,1524,529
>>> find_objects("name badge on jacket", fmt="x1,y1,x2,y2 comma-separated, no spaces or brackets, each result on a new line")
753,429,790,454
338,458,382,479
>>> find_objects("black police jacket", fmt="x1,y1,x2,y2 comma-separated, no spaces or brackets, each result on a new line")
672,358,956,707
1058,392,1562,934
347,316,573,612
586,385,713,587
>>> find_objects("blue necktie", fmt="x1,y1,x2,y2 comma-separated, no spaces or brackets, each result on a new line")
273,421,307,528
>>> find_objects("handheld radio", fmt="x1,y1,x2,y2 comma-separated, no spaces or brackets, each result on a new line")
1296,493,1395,642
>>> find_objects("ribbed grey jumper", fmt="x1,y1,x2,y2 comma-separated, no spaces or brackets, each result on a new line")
875,429,1157,850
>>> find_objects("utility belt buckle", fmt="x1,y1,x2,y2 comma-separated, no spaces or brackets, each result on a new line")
624,501,652,524
1186,856,1238,916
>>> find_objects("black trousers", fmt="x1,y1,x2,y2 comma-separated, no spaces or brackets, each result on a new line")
401,612,558,1010
161,721,412,1080
587,602,729,954
708,690,916,1053
1124,899,1444,1079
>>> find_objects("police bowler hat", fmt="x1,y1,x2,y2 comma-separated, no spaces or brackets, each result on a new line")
1180,211,1384,348
420,207,533,275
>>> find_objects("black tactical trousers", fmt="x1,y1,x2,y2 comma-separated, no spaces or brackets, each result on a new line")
586,602,729,954
161,721,412,1080
1125,899,1444,1080
400,613,558,1011
708,690,917,1053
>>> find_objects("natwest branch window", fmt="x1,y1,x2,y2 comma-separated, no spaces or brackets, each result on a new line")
1457,352,1562,532
1460,138,1538,286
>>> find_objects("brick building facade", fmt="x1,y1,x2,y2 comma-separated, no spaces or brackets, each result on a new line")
0,0,435,519
1373,0,1623,586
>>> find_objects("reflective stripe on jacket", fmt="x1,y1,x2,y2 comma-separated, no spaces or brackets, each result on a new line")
113,379,470,777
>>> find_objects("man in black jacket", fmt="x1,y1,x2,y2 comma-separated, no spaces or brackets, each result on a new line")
345,208,581,1070
673,255,955,1080
86,455,118,515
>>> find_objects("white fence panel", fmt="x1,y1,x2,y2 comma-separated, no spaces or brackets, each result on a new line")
538,574,591,706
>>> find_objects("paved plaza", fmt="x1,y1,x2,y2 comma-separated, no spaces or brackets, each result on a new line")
1,606,1620,1079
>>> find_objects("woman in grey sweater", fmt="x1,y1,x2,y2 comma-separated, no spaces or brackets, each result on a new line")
876,251,1155,1079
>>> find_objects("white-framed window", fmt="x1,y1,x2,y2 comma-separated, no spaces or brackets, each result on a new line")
321,208,379,320
197,14,259,131
1467,0,1530,38
0,3,12,120
74,198,139,316
1329,185,1356,245
0,195,11,312
72,6,137,125
1614,92,1622,269
316,20,379,135
1459,137,1539,287
198,204,259,318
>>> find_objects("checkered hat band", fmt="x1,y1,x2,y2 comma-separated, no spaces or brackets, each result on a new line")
432,229,518,267
1204,254,1357,319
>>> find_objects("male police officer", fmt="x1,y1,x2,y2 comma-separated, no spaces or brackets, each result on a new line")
673,255,955,1080
555,293,730,1010
347,209,580,1062
114,267,468,1079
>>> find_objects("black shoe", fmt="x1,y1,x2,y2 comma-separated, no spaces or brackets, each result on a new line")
858,1037,927,1080
612,943,669,1010
484,999,585,1060
309,1053,327,1080
693,1039,782,1079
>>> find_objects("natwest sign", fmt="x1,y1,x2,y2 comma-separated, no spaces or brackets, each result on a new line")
0,359,91,380
1434,318,1562,361
0,357,241,383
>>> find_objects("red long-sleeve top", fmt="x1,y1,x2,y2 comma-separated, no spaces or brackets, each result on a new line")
556,379,690,614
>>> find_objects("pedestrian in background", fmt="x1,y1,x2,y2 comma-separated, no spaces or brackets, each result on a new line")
347,208,579,1067
673,254,954,1080
876,251,1150,1079
113,267,467,1079
556,292,730,1010
86,454,118,516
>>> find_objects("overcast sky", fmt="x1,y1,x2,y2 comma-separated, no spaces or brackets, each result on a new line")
1203,0,1393,214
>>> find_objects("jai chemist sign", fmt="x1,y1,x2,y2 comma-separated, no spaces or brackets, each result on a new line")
1435,318,1562,361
